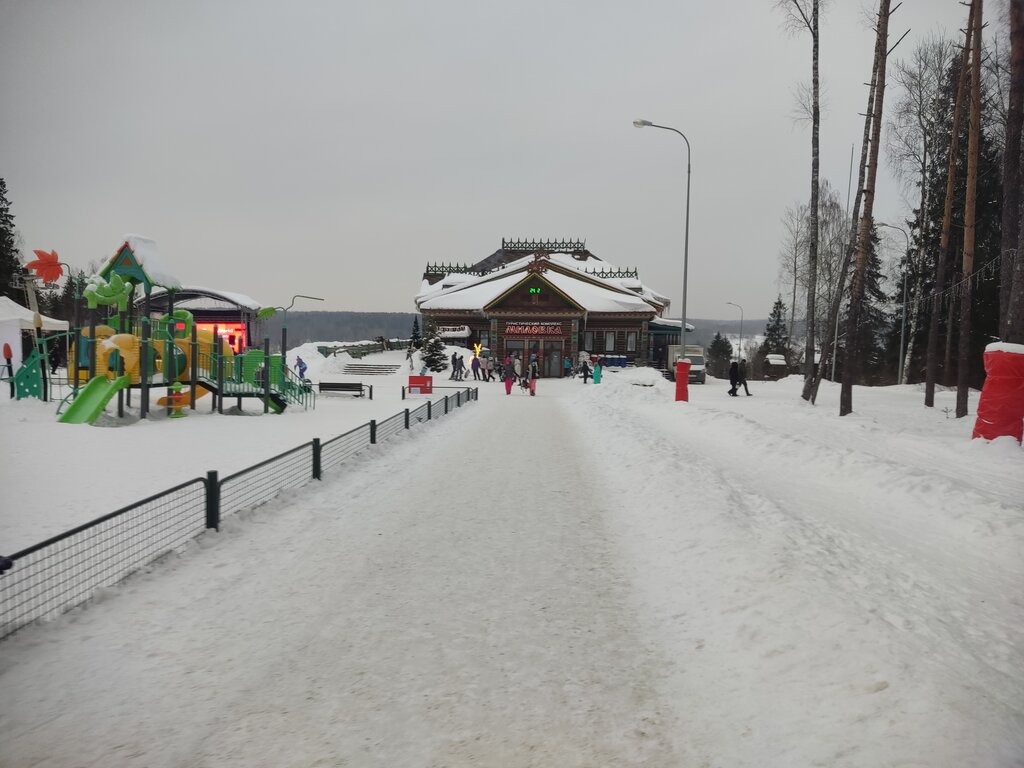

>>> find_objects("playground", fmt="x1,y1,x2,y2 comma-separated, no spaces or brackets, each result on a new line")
2,237,314,427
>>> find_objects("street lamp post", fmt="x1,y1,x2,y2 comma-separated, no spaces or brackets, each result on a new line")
877,222,910,384
726,301,743,361
633,119,692,355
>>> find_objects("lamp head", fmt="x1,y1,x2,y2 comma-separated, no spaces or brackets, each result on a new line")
633,119,652,128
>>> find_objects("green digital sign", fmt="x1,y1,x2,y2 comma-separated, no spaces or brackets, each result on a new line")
528,287,542,294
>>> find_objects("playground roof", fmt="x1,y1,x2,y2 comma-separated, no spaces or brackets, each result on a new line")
99,235,182,292
0,296,70,331
145,286,263,312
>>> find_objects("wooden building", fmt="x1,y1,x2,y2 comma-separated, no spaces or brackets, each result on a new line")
415,239,672,376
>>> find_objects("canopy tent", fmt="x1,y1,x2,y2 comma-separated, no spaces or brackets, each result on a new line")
0,296,70,369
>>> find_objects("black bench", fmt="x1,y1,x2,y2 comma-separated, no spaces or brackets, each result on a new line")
318,381,372,399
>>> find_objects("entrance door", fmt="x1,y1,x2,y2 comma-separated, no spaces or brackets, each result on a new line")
542,340,562,377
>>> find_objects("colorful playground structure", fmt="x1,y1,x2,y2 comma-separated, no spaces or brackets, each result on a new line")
6,237,314,423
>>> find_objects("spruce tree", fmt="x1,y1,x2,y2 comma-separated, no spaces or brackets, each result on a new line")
411,316,423,349
761,297,790,356
0,178,24,302
420,321,448,373
707,332,733,378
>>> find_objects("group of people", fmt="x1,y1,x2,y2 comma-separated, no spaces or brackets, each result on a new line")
728,358,751,397
500,352,540,396
449,351,497,381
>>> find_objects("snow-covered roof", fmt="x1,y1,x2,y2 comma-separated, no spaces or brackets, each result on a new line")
416,251,665,314
147,286,263,311
123,235,182,290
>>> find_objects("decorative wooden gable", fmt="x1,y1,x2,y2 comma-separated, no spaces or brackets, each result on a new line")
99,242,155,292
485,272,584,313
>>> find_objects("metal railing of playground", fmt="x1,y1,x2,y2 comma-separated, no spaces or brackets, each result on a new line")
0,386,478,641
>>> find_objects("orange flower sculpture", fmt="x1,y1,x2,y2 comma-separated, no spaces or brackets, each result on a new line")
26,249,64,284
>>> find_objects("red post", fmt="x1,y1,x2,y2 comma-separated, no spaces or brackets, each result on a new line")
675,360,691,402
972,345,1024,443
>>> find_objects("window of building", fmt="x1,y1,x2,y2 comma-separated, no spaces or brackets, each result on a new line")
480,331,489,349
605,331,616,351
626,331,637,351
584,331,594,351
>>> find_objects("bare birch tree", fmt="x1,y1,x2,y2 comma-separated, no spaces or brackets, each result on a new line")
777,202,808,352
776,0,824,394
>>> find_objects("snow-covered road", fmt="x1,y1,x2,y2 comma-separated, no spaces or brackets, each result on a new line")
1,373,1021,767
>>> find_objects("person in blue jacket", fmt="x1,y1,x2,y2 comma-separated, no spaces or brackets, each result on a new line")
592,357,603,384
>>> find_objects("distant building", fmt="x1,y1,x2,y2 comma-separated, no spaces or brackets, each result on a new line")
415,239,674,376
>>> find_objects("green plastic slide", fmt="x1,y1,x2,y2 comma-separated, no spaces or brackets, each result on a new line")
58,375,132,424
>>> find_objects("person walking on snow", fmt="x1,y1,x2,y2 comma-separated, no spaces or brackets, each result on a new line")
295,356,307,380
728,360,739,396
471,355,481,380
450,351,459,379
513,354,522,383
502,356,516,395
592,358,602,384
486,356,494,381
581,359,591,384
527,357,539,396
738,358,752,396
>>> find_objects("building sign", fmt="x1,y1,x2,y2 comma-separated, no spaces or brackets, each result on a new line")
505,321,562,336
438,325,470,338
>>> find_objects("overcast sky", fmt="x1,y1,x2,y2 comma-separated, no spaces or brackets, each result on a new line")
1,1,975,321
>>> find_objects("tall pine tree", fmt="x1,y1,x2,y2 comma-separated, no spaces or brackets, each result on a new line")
411,316,423,349
761,297,791,357
0,178,24,302
707,332,733,378
420,321,448,373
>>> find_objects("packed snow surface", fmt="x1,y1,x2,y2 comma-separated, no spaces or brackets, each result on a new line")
0,353,1021,766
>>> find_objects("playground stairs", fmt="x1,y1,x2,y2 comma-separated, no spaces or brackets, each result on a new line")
342,363,401,376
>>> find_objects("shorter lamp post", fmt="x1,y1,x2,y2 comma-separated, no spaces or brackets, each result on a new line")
726,301,743,361
877,222,910,384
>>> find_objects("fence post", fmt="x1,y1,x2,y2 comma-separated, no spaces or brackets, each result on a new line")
369,385,373,400
401,386,405,400
427,401,432,420
404,409,410,429
205,470,220,531
312,438,321,480
457,391,462,407
370,420,377,444
444,396,449,414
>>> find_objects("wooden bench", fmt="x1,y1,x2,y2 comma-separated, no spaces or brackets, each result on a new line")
318,381,373,399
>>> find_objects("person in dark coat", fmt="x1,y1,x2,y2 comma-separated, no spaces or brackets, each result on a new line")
581,359,591,384
502,356,516,395
738,358,751,396
728,360,739,396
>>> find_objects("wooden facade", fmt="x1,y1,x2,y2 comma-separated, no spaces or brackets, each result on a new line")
416,241,667,377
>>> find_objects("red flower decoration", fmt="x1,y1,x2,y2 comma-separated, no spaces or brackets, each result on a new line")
26,249,64,284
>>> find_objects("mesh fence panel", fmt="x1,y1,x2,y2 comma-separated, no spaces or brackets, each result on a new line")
321,424,372,475
1,478,207,640
220,443,313,518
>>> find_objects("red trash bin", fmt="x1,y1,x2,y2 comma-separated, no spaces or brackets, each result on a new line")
675,360,691,402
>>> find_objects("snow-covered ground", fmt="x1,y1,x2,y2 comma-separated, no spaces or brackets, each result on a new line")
0,349,1021,766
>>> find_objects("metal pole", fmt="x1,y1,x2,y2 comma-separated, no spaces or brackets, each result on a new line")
633,119,691,359
878,222,910,384
726,302,743,361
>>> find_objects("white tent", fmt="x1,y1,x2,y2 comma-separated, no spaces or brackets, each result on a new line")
0,296,69,370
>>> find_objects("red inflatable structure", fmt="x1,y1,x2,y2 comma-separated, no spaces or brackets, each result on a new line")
972,343,1024,443
675,359,691,402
